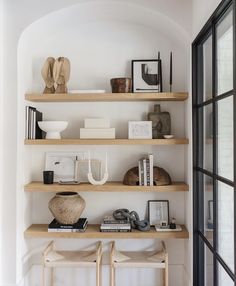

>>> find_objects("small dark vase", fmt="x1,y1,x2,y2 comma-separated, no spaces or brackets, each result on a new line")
110,78,132,93
147,104,171,139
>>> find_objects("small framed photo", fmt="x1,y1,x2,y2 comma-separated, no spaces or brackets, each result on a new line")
128,121,152,139
132,59,161,93
148,200,169,226
45,152,84,182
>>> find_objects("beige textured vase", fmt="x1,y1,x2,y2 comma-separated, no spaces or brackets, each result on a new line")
48,192,86,224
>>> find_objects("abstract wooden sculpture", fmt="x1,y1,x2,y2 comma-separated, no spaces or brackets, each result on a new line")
41,57,55,94
53,57,70,93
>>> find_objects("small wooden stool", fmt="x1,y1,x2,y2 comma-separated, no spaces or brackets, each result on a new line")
110,241,168,286
42,241,102,286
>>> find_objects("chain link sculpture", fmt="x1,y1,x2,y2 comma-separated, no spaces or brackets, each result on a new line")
113,209,150,231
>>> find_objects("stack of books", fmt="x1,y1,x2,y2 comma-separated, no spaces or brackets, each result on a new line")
48,218,88,232
80,118,115,139
25,106,43,139
100,215,131,232
138,154,153,186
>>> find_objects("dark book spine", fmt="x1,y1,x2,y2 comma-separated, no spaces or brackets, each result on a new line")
35,110,43,139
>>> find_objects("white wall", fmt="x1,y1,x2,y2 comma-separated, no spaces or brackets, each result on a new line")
193,0,221,38
1,0,193,285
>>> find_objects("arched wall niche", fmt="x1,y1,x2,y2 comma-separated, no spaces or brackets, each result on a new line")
15,1,191,285
18,0,190,93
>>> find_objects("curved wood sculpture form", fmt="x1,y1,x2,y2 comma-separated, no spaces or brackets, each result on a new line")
41,57,56,94
53,57,70,93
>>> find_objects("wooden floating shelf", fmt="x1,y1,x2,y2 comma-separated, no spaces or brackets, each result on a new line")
25,92,188,102
24,138,189,145
24,224,189,239
24,181,189,193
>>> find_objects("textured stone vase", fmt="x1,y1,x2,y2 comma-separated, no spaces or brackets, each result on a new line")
48,192,86,224
147,104,171,139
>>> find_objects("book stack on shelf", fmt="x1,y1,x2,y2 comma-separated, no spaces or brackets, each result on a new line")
100,215,131,232
138,154,153,186
80,118,115,139
48,218,88,232
25,106,43,139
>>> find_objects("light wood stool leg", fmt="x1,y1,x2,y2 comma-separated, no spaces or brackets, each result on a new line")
165,255,168,286
110,264,115,286
51,268,54,286
96,261,100,286
42,266,45,286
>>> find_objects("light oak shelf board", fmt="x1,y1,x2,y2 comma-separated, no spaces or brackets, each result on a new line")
24,181,189,192
24,224,189,239
25,92,188,102
24,138,189,145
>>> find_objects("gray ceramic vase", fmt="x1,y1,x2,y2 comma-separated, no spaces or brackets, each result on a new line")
147,104,171,139
48,192,86,224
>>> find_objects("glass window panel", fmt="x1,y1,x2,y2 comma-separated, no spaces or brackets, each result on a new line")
218,262,234,286
203,35,212,101
217,181,234,272
217,9,233,95
204,176,213,245
217,96,234,181
204,104,213,172
205,245,214,286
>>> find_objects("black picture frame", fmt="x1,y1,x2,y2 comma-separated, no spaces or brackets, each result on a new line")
148,200,169,226
131,59,162,93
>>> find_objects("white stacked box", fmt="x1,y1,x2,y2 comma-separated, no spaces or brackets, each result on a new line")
80,118,115,139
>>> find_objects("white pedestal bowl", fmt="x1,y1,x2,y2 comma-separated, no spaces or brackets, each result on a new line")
38,121,68,139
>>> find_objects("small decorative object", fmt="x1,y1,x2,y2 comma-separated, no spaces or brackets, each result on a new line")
38,121,68,139
110,78,132,93
48,192,86,224
87,151,108,185
132,59,161,92
170,217,177,229
148,200,169,226
160,221,168,229
163,135,174,139
147,104,171,139
113,209,150,231
123,166,171,186
169,52,173,92
41,57,55,94
208,200,213,229
45,152,84,182
128,121,152,139
53,57,70,93
43,170,54,184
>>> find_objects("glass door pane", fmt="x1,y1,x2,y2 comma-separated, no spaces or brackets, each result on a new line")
204,104,213,172
217,96,234,181
218,262,234,286
217,181,234,272
217,9,233,95
203,35,213,101
205,245,214,286
204,175,213,245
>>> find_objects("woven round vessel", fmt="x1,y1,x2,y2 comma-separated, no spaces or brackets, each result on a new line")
48,192,86,224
